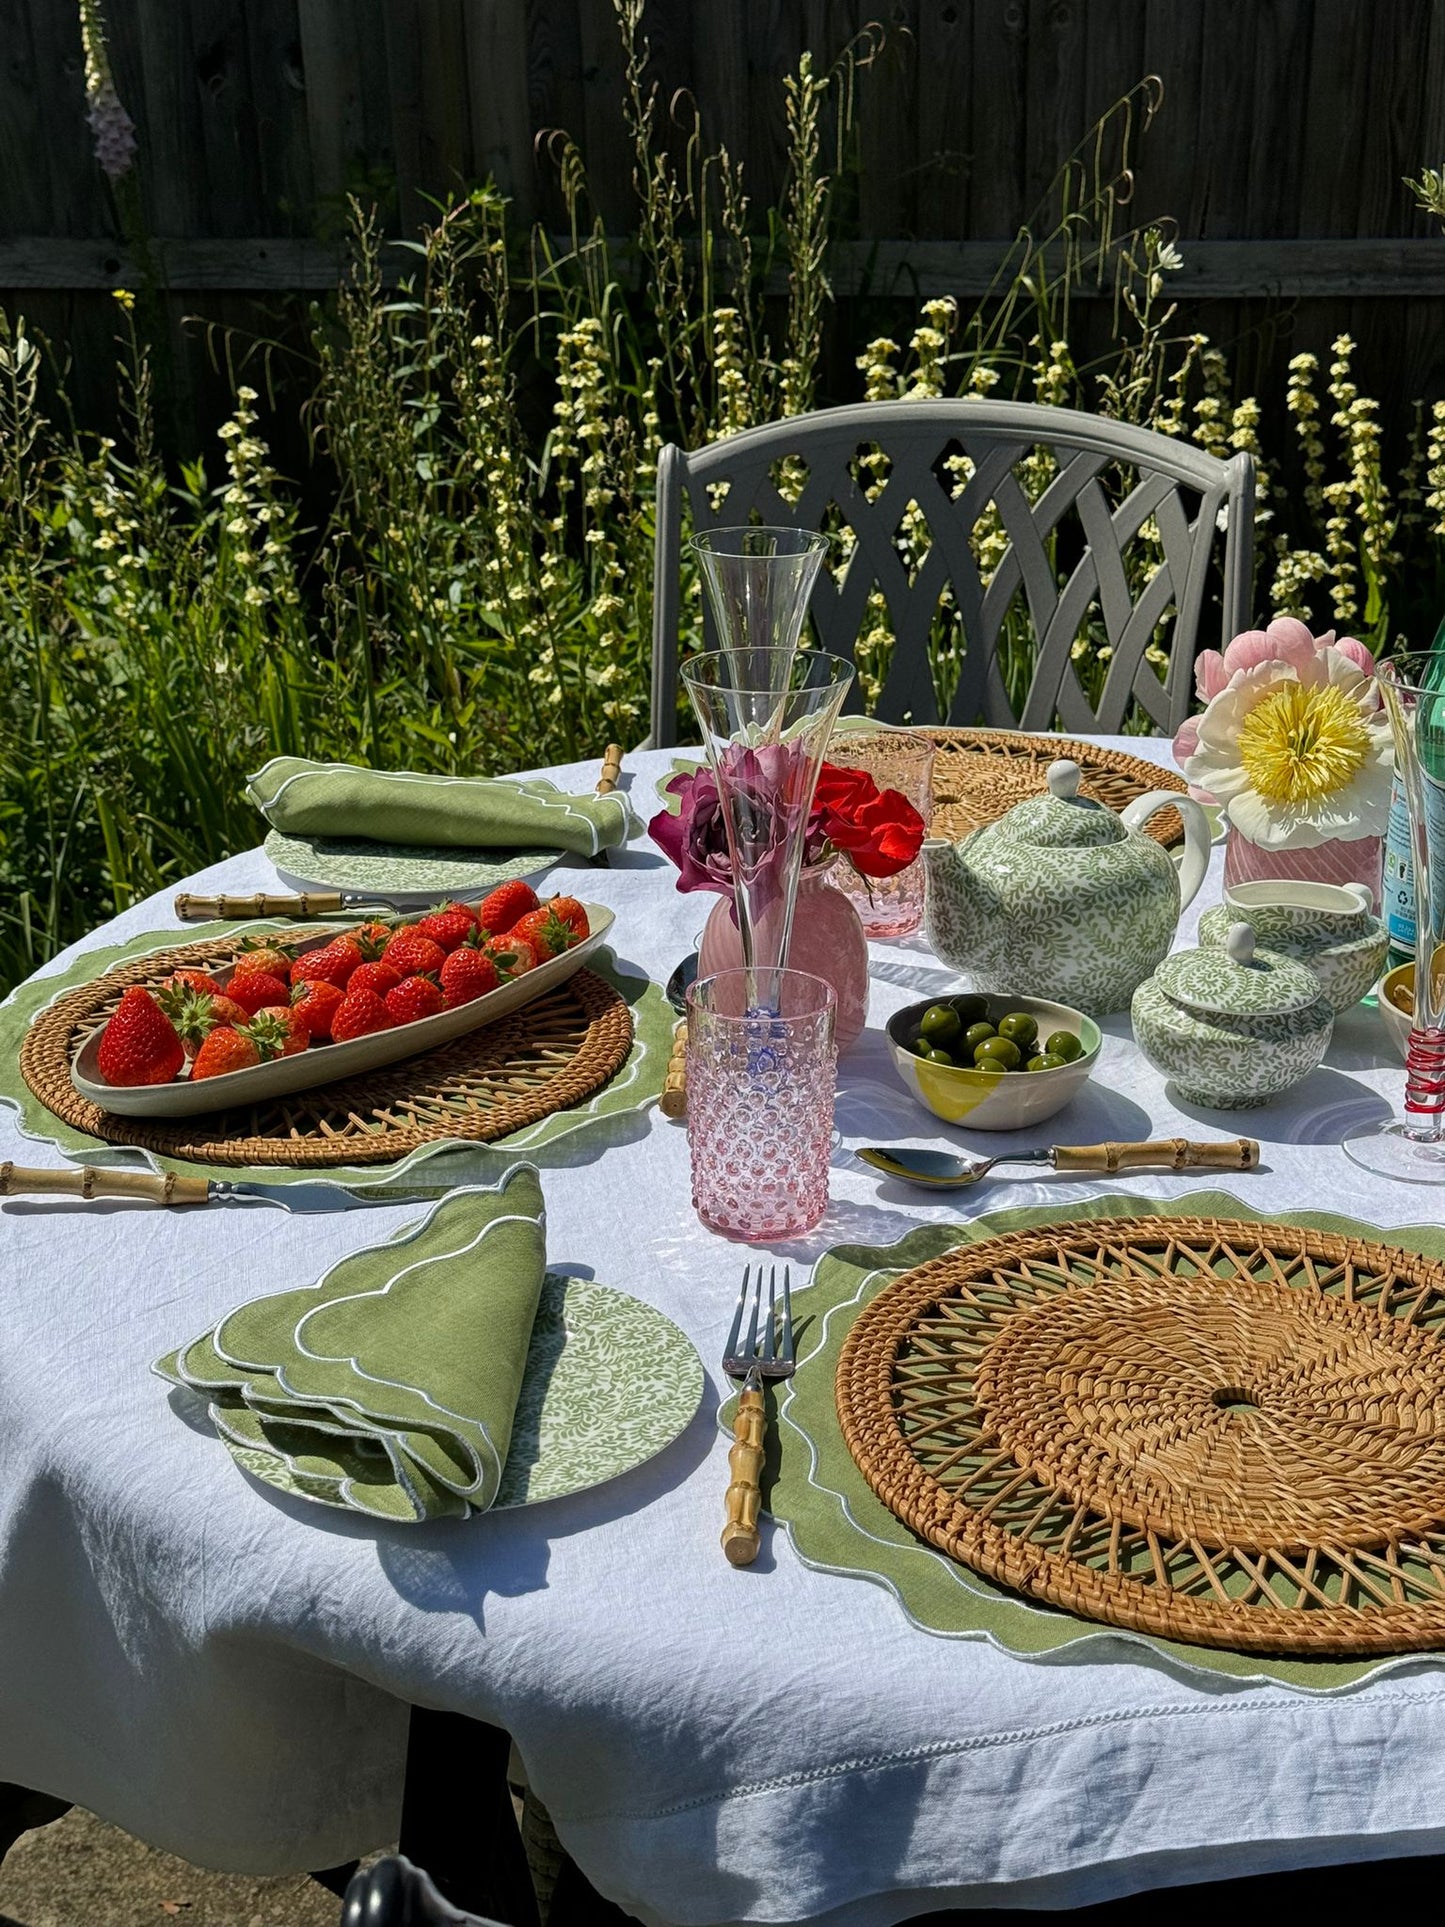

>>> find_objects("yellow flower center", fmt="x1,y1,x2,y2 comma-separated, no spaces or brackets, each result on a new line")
1236,679,1371,804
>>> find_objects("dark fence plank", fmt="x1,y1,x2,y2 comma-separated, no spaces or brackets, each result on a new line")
8,232,1445,296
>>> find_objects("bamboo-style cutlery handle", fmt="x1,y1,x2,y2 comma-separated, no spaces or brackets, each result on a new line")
660,1020,688,1118
174,890,344,922
0,1162,211,1205
595,742,623,795
721,1386,766,1567
1052,1137,1260,1174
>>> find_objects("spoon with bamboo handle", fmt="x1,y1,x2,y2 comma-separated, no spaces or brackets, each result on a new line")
860,1138,1261,1189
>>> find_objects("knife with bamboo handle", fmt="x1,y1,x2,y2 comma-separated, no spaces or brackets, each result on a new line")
0,1163,435,1213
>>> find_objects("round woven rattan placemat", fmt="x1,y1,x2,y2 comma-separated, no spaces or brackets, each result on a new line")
20,935,633,1168
923,727,1187,846
836,1215,1445,1656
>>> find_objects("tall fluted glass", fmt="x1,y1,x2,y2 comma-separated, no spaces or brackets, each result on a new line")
689,527,829,686
1345,654,1445,1181
681,648,853,1008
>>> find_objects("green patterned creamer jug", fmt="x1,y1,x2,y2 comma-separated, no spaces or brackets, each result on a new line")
921,759,1212,1015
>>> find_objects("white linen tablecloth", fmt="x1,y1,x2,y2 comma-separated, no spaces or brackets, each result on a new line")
3,741,1445,1926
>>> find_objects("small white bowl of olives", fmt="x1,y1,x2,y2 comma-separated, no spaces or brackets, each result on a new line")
885,992,1102,1130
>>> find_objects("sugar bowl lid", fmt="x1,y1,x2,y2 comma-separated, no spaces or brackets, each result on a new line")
1153,923,1323,1017
995,759,1125,849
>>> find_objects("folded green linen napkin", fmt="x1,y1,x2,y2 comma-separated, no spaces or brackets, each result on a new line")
248,756,635,856
155,1166,548,1523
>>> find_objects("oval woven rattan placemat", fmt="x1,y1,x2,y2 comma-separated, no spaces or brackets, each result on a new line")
923,727,1186,846
836,1215,1445,1657
20,935,633,1168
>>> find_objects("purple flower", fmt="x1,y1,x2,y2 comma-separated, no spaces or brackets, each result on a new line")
649,767,735,898
648,743,819,920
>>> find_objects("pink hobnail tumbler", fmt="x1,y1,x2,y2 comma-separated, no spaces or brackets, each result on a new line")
685,968,837,1240
823,728,936,938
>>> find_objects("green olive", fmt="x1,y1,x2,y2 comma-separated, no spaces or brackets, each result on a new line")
997,1011,1038,1051
1026,1052,1067,1073
948,994,990,1028
924,1047,955,1066
974,1034,1021,1071
962,1021,996,1053
1044,1029,1085,1063
911,1036,934,1058
918,1004,962,1047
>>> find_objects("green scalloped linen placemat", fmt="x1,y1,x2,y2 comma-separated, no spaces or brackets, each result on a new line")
757,1189,1445,1695
0,922,674,1186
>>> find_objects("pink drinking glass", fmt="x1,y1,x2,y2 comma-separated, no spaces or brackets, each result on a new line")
686,968,837,1240
824,728,935,938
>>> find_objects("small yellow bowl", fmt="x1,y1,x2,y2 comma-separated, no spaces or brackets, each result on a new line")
886,993,1101,1131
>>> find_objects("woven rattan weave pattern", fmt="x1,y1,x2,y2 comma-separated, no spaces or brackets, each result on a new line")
20,935,633,1167
835,1217,1445,1656
924,728,1187,847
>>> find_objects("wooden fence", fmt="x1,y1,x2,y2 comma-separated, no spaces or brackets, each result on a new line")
3,0,1444,443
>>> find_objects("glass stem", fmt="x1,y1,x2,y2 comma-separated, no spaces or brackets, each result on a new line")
1405,1026,1445,1142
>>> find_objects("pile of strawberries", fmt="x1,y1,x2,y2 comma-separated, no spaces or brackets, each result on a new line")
94,882,590,1089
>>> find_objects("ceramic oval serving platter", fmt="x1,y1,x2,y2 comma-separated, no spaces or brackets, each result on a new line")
70,903,615,1119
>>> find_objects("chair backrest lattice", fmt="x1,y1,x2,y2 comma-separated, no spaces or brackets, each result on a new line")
650,399,1254,747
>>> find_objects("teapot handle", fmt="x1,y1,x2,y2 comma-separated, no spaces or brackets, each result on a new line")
1120,789,1212,912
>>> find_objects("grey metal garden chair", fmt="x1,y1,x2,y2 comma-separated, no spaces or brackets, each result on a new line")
650,399,1254,745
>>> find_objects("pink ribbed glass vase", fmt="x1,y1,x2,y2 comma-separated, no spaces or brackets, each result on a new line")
1223,828,1383,912
698,864,870,1051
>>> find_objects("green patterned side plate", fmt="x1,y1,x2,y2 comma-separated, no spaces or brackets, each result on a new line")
217,1273,704,1516
265,828,554,896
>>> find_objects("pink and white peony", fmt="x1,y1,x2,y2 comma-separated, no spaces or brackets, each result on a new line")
1172,618,1377,779
1181,642,1393,850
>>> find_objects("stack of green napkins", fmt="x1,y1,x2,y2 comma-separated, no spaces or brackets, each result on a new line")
248,756,635,857
156,1168,548,1523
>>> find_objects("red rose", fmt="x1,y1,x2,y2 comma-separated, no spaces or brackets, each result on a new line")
821,786,925,878
812,763,875,819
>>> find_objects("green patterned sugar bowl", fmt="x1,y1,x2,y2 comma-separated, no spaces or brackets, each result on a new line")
1196,879,1387,1017
1131,923,1334,1109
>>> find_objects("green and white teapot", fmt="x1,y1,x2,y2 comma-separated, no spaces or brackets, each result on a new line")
921,759,1212,1014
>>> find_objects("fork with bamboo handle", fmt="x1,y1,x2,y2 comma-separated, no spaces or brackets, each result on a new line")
175,744,629,921
721,1264,795,1568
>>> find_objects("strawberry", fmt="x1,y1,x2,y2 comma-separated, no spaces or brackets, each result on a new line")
542,894,589,942
476,879,538,937
510,903,583,962
290,978,344,1040
414,902,477,953
231,940,292,982
439,945,499,1007
226,969,291,1016
482,933,538,979
345,920,394,962
290,937,362,990
247,1006,310,1058
154,979,249,1058
347,960,401,1000
385,974,445,1025
165,968,224,999
331,986,395,1042
382,931,446,978
96,987,186,1087
191,1026,262,1080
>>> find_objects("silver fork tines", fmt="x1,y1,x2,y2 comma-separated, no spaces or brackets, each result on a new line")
723,1264,795,1384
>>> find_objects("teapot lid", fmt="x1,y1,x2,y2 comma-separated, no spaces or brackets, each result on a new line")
996,760,1126,849
1153,923,1324,1017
